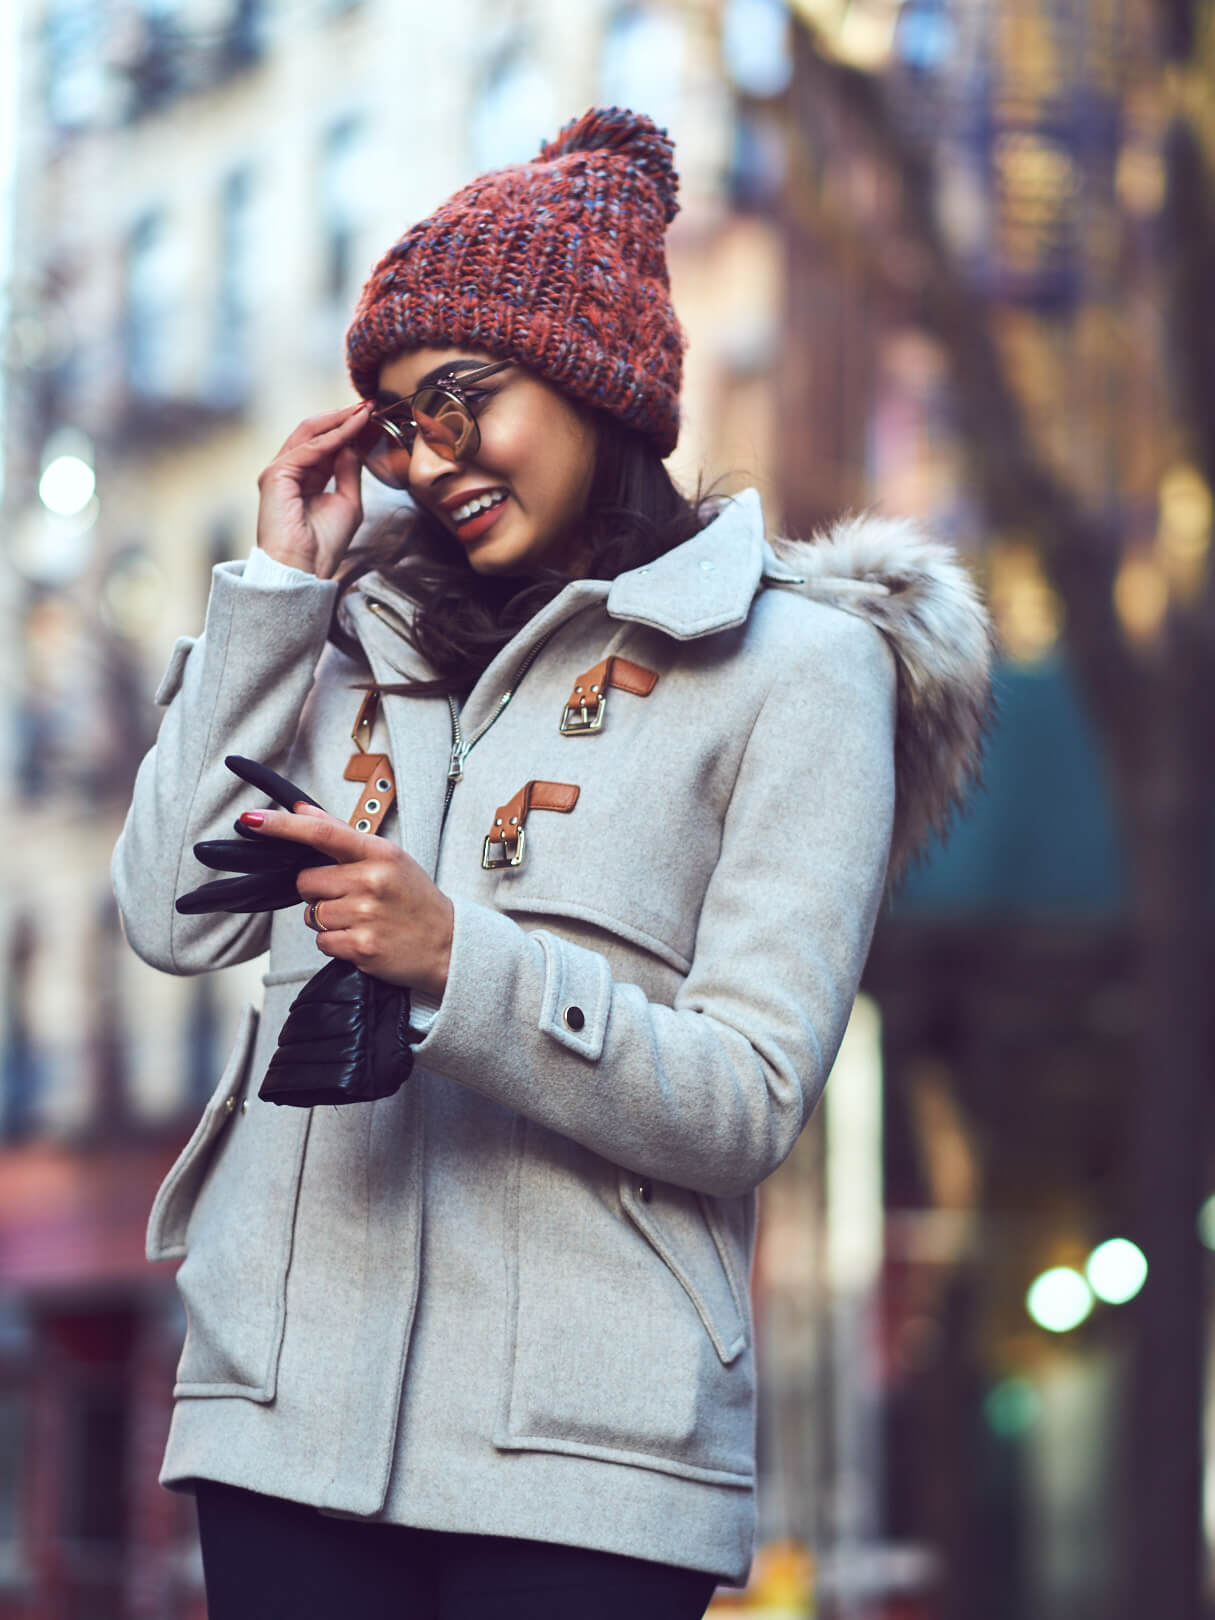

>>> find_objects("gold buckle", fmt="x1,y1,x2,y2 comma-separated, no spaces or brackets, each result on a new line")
481,826,526,870
559,693,607,735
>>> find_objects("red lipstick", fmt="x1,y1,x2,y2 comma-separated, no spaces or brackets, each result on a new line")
452,495,509,542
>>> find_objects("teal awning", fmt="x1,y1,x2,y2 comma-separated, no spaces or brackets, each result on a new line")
891,656,1125,917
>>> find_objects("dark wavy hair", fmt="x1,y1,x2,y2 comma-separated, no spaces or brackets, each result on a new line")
331,412,721,698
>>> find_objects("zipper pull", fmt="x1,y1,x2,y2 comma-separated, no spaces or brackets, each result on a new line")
448,739,467,783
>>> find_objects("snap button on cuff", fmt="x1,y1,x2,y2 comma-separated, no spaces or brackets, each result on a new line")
563,1004,585,1032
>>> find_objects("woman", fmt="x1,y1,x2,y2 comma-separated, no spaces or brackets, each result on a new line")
113,108,993,1618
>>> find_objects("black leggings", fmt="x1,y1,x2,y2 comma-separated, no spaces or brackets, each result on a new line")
194,1480,719,1620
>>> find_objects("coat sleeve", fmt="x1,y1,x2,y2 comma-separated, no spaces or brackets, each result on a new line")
412,610,897,1197
111,555,339,975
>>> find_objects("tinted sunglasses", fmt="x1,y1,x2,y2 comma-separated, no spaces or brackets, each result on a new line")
354,360,514,489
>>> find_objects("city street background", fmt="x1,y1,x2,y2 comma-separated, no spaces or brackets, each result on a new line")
0,0,1213,1616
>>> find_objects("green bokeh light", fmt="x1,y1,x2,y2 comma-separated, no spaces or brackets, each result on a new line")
984,1377,1042,1438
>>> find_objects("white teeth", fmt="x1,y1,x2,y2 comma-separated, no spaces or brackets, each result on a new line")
452,490,507,524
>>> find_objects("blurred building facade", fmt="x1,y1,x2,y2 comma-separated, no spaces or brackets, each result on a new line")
0,1,792,1615
775,2,1214,1619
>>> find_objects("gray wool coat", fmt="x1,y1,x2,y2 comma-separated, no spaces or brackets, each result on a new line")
112,489,992,1584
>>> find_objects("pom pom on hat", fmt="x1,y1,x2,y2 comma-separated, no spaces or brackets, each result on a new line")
346,107,685,456
536,106,680,225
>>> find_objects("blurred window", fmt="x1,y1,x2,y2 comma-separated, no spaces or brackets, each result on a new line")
471,47,556,171
67,1386,128,1546
0,1383,24,1587
221,0,267,70
728,106,786,211
598,5,684,134
208,514,239,577
186,975,220,1112
1,914,43,1142
895,0,957,72
723,0,792,99
124,0,185,119
124,208,187,398
320,117,371,308
42,0,109,131
213,166,256,405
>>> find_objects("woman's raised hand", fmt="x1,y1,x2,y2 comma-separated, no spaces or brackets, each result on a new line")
239,802,455,999
255,400,375,579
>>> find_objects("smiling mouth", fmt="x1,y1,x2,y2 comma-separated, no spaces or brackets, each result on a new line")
449,489,509,526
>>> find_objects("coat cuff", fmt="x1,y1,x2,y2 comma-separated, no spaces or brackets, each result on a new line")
412,897,612,1074
243,546,326,590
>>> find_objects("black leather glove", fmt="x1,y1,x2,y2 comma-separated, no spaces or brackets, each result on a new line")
175,756,335,916
172,754,415,1108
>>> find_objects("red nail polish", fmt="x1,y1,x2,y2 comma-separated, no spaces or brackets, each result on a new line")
240,811,265,827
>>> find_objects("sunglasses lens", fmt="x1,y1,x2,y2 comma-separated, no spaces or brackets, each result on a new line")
354,416,412,490
411,388,476,461
355,384,482,489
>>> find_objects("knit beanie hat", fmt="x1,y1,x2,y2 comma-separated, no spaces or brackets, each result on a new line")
345,107,685,457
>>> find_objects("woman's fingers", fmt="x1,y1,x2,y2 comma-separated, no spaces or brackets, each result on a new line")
246,803,452,993
274,400,372,458
254,401,373,576
257,403,370,499
297,893,363,933
259,420,370,491
333,443,363,510
294,861,364,904
239,806,375,863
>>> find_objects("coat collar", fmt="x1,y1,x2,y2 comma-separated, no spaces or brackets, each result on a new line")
357,487,785,657
606,487,789,641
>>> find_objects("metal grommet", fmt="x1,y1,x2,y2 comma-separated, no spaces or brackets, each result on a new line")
563,1004,585,1032
375,778,391,792
224,1095,237,1114
356,818,372,832
364,798,380,814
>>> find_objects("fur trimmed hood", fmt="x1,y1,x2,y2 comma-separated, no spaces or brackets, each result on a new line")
771,513,997,885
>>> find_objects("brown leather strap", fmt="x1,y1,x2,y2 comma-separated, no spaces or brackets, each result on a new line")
607,656,659,698
487,780,580,842
484,780,579,868
351,689,379,754
561,656,658,732
345,752,396,836
345,690,396,835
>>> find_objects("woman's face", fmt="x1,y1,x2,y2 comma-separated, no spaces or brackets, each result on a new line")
375,347,597,577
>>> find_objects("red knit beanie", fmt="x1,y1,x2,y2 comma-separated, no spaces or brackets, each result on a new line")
345,107,685,457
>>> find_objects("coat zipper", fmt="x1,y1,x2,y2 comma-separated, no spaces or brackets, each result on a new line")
363,597,553,826
443,632,554,821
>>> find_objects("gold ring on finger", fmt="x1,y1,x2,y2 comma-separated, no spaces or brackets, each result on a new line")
304,900,329,934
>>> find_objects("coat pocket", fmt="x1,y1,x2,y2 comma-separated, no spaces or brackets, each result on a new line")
165,982,313,1401
618,1175,750,1366
146,1002,260,1261
495,1124,756,1486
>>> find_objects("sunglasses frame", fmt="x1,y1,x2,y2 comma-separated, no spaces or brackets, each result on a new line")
363,359,514,481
